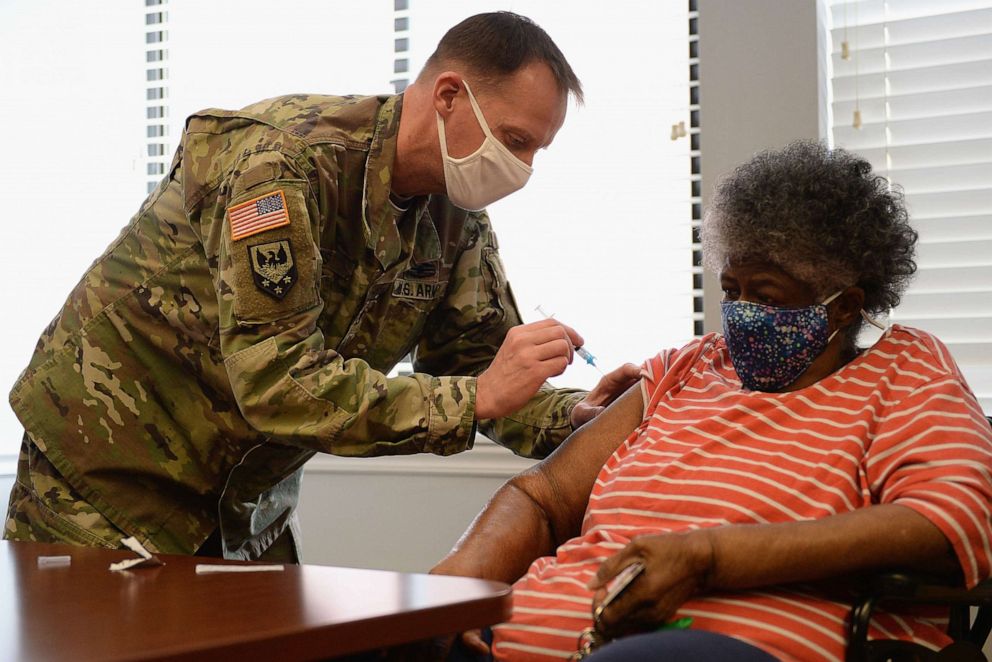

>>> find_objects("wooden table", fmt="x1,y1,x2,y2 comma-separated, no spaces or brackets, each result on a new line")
0,540,511,661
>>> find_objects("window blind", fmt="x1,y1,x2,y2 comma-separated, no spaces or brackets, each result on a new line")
826,0,992,413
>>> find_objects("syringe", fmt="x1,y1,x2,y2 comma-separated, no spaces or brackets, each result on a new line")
535,305,604,375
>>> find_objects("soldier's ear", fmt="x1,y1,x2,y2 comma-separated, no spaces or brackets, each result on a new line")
432,72,464,117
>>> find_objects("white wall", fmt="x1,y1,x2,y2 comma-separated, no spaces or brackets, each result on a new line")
296,440,534,571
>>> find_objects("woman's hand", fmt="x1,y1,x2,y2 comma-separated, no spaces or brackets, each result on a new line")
586,530,715,639
455,629,491,656
429,555,492,656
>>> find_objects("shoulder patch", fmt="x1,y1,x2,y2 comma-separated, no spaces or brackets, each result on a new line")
248,239,297,299
228,190,291,241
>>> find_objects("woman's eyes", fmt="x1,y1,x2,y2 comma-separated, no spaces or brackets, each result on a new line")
722,289,779,305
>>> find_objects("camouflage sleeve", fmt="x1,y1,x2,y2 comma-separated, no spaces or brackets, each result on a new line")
412,211,586,460
193,148,475,457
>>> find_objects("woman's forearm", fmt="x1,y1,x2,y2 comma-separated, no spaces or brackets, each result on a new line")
707,503,957,591
429,376,645,655
591,503,961,636
435,384,645,583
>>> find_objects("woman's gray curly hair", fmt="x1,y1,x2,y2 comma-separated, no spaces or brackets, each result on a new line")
701,140,918,318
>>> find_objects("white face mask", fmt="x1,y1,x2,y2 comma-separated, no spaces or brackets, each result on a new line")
436,80,533,212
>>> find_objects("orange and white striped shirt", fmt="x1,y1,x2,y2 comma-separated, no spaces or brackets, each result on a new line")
493,325,992,661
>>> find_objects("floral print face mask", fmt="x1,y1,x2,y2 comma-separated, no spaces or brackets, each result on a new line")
721,291,842,392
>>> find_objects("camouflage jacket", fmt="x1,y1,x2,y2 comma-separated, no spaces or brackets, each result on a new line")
8,94,585,559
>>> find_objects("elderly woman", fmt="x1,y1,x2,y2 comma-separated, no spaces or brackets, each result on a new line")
434,141,992,661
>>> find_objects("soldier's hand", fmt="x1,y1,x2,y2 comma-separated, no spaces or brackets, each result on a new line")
570,363,641,428
475,319,581,420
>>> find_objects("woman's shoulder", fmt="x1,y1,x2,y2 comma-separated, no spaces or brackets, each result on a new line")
640,333,727,400
869,324,964,380
642,333,723,378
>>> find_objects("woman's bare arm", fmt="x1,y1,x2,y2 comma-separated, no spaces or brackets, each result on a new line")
433,383,645,583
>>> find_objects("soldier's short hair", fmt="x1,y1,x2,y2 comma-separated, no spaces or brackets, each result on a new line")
419,12,583,103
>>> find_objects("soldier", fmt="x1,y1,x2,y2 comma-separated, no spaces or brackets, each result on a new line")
4,12,638,561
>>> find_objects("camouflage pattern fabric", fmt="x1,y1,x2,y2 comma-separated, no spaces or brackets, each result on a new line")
5,433,125,549
4,94,585,559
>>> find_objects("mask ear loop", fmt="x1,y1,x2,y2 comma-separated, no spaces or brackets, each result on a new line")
436,111,452,159
462,81,533,174
822,290,844,343
822,288,887,332
861,309,887,331
461,81,492,138
821,290,844,305
821,289,856,343
434,79,489,161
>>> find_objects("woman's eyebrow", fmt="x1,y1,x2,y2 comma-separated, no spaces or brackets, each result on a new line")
746,274,788,288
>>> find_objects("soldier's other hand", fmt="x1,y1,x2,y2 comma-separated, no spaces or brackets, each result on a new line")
570,363,641,428
475,319,581,420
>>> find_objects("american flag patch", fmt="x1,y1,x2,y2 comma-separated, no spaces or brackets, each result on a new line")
227,190,291,241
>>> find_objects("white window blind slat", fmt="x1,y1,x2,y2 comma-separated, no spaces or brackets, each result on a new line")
942,343,992,367
831,59,992,102
889,316,990,341
854,138,992,171
832,33,992,77
829,1,978,24
910,265,992,293
913,214,992,242
833,110,992,150
881,163,992,195
904,189,991,219
898,291,992,317
827,0,992,414
830,5,992,45
915,238,992,268
832,85,992,123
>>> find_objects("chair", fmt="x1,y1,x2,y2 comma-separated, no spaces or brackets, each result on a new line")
846,417,992,662
847,571,992,661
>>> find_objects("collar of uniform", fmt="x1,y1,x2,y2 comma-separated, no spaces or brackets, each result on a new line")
361,94,407,269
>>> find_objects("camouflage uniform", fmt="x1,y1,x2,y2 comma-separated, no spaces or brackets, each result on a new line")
4,94,585,560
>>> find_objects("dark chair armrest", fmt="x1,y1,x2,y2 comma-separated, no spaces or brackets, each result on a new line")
848,571,992,662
